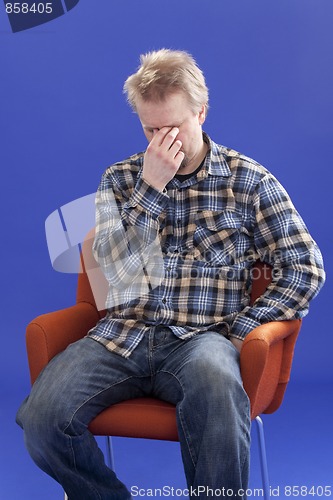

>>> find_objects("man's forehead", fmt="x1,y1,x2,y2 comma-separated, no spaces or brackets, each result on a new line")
136,93,191,128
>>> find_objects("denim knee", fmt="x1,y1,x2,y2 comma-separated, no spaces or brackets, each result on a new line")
17,387,68,441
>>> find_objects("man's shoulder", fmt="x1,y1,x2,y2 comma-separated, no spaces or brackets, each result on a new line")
99,151,145,190
208,137,271,189
104,151,144,176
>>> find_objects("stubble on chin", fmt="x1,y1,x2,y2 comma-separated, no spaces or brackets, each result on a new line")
179,154,189,170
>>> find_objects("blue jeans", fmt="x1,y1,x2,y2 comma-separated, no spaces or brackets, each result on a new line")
16,327,251,499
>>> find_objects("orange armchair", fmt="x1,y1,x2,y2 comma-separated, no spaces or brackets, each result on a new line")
25,259,301,499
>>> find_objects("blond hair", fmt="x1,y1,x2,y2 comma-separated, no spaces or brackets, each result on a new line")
123,49,209,114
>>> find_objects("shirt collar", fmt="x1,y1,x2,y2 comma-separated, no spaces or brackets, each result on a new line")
201,132,232,178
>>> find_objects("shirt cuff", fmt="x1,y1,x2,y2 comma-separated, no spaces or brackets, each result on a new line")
125,177,169,219
229,313,262,340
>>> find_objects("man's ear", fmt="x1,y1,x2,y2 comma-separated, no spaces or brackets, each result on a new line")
198,104,207,125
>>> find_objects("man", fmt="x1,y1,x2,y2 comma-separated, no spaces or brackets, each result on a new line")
17,49,325,499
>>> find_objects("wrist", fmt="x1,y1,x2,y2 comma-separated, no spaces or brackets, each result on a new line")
142,175,166,193
229,337,244,352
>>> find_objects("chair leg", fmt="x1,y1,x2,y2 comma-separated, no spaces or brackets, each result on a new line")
255,416,270,500
105,436,115,470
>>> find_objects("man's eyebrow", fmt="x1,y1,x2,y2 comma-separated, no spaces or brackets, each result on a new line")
143,122,182,130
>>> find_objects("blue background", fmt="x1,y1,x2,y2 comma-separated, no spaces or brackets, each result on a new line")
1,0,332,498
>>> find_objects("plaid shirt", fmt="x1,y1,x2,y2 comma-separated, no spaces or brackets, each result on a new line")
88,133,325,357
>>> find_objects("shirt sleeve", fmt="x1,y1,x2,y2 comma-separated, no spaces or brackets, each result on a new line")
230,173,325,339
92,172,169,290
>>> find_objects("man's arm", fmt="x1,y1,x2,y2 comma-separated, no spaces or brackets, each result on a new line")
229,173,325,341
229,338,244,352
92,127,183,289
92,175,166,289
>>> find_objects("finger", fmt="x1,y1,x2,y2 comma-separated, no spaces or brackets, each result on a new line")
169,139,183,158
160,127,180,150
174,150,185,169
150,127,173,147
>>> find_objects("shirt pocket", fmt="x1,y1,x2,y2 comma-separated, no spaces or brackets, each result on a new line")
193,210,243,266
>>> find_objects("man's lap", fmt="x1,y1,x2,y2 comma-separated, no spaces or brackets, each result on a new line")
17,328,245,432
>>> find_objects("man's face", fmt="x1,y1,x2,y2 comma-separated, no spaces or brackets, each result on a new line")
136,91,206,172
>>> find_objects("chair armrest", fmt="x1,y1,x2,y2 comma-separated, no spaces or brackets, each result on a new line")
26,302,100,385
240,319,301,419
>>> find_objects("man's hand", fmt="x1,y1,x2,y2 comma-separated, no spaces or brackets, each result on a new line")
229,338,243,353
142,127,185,191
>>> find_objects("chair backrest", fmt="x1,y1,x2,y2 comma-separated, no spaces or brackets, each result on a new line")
250,261,272,303
77,231,107,318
